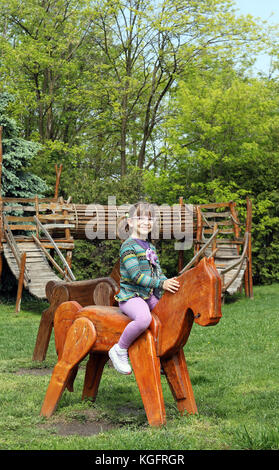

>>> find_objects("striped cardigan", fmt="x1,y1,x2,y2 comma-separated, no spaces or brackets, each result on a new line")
114,237,167,302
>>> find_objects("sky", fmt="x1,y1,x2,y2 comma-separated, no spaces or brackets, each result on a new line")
232,0,279,73
233,0,279,23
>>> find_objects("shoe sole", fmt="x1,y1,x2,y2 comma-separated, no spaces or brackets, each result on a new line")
108,349,132,375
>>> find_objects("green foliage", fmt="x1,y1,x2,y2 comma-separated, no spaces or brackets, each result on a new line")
71,239,121,281
61,166,147,205
0,92,48,197
0,1,278,284
145,63,279,284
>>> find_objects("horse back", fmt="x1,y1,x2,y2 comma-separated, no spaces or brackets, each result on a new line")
76,305,130,352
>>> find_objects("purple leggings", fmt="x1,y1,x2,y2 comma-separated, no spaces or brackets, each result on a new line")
118,294,159,349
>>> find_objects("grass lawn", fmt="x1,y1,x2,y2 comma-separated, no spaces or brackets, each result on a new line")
0,284,278,451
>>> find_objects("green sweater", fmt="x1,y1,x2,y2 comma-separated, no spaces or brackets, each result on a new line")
114,237,167,302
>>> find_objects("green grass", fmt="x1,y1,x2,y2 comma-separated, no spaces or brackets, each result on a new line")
0,285,278,450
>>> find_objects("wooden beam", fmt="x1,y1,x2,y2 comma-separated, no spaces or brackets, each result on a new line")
34,216,75,281
0,125,2,197
54,164,63,198
32,234,72,281
179,229,219,274
15,252,26,313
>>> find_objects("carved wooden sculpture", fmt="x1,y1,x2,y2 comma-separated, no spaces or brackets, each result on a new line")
33,275,119,361
40,257,222,427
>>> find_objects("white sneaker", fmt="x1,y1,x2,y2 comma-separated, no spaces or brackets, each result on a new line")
108,344,132,375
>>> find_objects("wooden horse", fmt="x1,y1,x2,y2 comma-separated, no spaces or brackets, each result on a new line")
40,257,222,426
32,276,119,361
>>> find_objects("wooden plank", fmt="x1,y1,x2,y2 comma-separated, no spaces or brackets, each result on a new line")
198,202,231,209
3,205,37,212
41,243,74,250
202,211,231,218
15,252,27,314
204,220,233,226
18,238,74,243
39,214,74,221
38,203,73,211
6,216,35,222
2,197,57,203
32,234,72,282
203,228,234,235
9,224,36,231
43,224,75,230
34,216,75,281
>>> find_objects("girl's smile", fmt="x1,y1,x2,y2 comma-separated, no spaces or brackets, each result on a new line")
128,216,154,239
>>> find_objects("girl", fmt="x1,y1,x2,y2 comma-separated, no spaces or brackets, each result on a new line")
109,202,180,375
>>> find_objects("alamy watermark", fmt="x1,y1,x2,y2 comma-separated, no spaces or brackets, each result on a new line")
84,196,193,250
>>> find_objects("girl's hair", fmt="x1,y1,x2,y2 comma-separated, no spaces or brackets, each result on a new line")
128,201,155,220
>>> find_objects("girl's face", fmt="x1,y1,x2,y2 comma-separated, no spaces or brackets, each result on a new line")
128,213,154,239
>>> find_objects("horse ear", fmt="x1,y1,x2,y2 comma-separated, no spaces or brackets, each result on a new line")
199,257,207,267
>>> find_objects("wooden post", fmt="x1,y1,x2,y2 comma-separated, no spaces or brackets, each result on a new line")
35,195,39,238
15,252,26,313
212,223,217,255
54,164,63,199
63,197,73,279
0,125,3,196
0,197,3,282
0,127,3,280
229,201,240,255
178,197,184,272
195,206,202,257
246,198,253,299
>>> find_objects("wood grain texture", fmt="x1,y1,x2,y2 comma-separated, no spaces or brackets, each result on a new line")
40,257,222,426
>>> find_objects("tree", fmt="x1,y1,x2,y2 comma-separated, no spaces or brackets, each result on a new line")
0,92,47,197
144,61,279,284
90,0,262,174
0,0,263,182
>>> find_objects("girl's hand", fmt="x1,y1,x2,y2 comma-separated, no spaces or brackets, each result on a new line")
163,277,180,293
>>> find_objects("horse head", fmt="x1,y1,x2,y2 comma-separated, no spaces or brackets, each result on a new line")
154,257,222,334
182,257,222,327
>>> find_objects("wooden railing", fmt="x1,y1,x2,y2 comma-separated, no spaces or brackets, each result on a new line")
220,231,249,293
179,229,219,274
34,216,75,281
194,199,253,298
3,214,30,286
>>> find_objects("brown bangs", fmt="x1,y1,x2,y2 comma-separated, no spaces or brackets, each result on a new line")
131,202,154,219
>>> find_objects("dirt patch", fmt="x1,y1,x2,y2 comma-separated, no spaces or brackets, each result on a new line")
15,368,53,376
117,405,145,417
41,409,117,437
53,420,115,436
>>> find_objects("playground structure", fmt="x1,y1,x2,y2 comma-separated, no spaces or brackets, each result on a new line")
0,128,253,315
40,257,222,426
195,199,253,299
0,190,253,307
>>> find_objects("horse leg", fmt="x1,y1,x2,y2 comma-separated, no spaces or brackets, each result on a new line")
53,301,83,393
129,330,166,427
65,365,79,392
40,317,96,418
161,348,198,415
82,352,109,401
